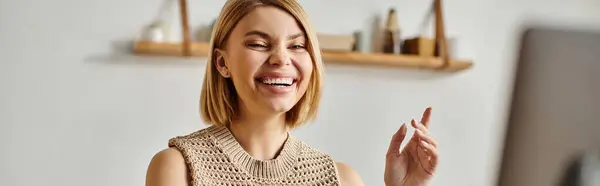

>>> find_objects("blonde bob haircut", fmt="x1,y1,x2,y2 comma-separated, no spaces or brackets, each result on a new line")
200,0,323,128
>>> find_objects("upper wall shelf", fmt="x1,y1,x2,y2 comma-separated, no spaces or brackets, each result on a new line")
131,0,473,72
133,41,473,72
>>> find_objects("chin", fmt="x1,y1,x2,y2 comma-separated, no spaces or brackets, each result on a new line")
263,98,298,114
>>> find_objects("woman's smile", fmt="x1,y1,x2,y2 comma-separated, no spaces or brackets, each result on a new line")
255,73,298,96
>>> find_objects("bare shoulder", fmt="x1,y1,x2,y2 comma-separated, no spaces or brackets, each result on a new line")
335,162,365,186
145,147,190,186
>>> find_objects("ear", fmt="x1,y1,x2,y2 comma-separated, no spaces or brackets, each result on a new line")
213,48,230,78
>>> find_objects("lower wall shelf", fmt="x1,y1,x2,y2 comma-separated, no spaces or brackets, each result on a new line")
132,41,473,72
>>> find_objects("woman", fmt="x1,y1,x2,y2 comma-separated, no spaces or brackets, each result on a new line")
145,0,438,185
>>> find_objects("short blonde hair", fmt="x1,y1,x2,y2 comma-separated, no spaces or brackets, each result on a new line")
200,0,323,128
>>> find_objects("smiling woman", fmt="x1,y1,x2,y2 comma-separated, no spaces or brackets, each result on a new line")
209,5,317,127
144,0,439,186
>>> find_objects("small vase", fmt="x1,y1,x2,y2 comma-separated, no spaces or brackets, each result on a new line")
141,21,169,42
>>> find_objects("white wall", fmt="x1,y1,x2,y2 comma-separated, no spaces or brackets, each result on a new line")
1,0,599,186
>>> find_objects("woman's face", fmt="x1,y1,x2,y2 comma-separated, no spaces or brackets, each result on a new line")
217,6,313,117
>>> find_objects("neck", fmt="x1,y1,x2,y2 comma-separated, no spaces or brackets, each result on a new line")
228,108,289,161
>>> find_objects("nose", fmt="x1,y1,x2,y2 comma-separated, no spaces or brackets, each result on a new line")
268,45,291,66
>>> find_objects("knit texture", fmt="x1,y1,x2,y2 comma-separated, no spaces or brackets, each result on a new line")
168,125,341,186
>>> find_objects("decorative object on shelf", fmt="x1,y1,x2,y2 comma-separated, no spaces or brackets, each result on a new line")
382,8,402,54
317,33,356,52
402,36,435,57
139,20,170,42
131,0,472,72
445,37,458,58
403,0,451,64
352,31,365,52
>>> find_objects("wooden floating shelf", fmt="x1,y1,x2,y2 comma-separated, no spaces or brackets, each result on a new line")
132,41,473,72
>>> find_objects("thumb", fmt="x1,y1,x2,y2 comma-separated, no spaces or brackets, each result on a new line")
386,123,408,156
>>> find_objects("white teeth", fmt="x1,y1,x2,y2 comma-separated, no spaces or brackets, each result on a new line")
261,78,294,85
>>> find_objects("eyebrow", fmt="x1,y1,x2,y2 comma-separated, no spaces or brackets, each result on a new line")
244,30,305,40
288,33,305,40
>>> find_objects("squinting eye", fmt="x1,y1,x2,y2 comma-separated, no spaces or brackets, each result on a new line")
248,43,268,48
290,45,306,50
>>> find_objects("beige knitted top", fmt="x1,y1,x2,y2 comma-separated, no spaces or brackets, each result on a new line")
168,125,341,186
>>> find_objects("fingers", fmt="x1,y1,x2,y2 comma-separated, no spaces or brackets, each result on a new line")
420,107,432,128
418,139,438,174
419,138,438,156
411,119,429,135
411,119,436,147
386,123,408,156
415,127,438,175
414,129,437,147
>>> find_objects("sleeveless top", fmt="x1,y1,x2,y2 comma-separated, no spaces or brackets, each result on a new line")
168,125,342,186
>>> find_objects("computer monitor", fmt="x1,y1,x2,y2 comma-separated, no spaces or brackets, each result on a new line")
497,26,600,186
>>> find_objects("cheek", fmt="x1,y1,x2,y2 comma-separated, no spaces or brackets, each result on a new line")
295,54,313,85
229,51,267,79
